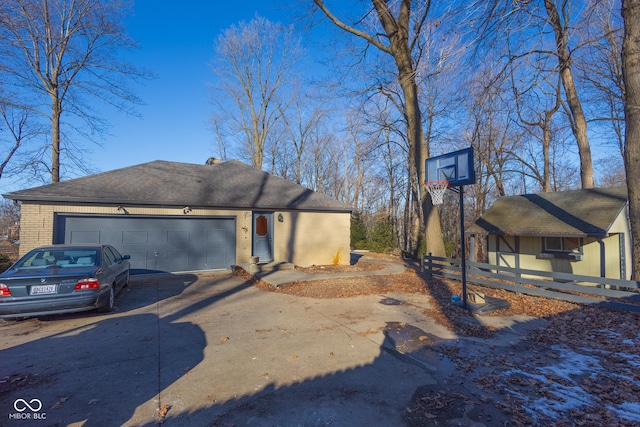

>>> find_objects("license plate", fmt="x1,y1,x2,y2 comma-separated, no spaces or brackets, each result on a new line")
30,284,58,295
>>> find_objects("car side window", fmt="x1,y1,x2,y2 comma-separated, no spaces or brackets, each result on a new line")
103,248,117,266
107,246,123,262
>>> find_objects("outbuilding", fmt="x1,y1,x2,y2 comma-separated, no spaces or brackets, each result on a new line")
3,159,352,272
467,186,631,280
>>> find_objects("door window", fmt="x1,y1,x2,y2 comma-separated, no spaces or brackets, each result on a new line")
255,215,268,236
103,247,116,266
105,246,122,262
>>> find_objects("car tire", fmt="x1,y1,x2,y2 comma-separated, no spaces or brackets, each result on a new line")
97,285,115,313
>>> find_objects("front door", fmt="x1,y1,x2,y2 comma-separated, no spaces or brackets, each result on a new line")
252,212,273,262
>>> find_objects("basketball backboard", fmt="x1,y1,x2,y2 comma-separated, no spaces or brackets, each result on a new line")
425,147,475,187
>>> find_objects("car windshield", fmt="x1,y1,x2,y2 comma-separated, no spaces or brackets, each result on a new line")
14,249,99,269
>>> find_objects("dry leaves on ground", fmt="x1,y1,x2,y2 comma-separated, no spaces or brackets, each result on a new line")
243,253,640,426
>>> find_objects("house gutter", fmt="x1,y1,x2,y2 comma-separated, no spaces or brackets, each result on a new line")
1,194,354,213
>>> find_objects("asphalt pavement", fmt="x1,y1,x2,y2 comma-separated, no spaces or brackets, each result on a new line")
0,263,526,426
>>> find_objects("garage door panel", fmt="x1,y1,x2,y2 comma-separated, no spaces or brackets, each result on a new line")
127,251,148,268
206,248,226,266
165,251,189,271
69,230,100,244
167,230,189,243
56,216,235,272
207,228,228,242
122,230,148,244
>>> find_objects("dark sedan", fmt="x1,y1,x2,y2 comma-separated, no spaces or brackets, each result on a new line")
0,245,130,318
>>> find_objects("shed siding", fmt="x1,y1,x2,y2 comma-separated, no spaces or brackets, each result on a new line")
609,210,632,279
488,234,624,279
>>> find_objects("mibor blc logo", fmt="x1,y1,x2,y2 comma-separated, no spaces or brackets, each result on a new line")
9,398,47,420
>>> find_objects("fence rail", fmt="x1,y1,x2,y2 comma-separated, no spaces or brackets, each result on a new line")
421,254,640,313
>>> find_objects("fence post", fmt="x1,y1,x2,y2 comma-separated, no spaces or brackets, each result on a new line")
427,252,433,279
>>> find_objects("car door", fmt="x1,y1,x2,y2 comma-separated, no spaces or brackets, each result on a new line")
105,246,128,290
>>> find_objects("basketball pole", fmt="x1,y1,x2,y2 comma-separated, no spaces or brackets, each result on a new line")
459,185,468,309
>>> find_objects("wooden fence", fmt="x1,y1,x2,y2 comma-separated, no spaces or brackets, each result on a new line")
421,254,640,313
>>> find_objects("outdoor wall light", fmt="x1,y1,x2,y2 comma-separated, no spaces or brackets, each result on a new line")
183,206,192,214
278,213,284,222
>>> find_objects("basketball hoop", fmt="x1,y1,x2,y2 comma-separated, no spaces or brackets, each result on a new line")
425,180,449,205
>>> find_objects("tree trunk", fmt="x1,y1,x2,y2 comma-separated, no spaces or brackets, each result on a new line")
311,0,446,256
544,0,594,189
371,0,445,257
51,94,62,183
542,114,552,192
622,0,640,279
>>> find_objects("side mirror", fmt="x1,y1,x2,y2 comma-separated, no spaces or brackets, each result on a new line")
123,255,131,260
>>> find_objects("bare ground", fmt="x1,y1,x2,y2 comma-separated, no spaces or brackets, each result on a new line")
247,252,640,426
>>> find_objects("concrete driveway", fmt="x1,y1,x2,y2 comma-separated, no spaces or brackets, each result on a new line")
1,270,459,426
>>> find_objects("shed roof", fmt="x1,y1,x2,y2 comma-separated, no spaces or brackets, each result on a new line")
3,160,352,212
468,186,628,238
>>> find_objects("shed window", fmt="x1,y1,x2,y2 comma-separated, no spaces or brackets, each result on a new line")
543,237,581,253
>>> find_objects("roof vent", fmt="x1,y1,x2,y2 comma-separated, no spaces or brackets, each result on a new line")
205,157,222,165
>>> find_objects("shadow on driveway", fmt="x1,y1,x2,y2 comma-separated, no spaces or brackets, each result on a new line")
0,269,534,426
0,271,252,426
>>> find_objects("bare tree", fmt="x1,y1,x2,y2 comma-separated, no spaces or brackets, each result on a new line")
207,108,232,164
464,67,519,199
312,0,447,257
574,0,625,158
0,0,147,183
0,104,28,180
279,89,328,184
622,0,640,279
509,59,563,192
473,0,597,189
209,15,303,169
543,0,594,188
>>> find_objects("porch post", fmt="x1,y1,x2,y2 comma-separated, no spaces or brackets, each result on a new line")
598,238,606,279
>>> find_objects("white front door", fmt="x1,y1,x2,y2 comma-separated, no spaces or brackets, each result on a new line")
252,212,273,262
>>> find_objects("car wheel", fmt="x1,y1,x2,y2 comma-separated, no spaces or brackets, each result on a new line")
97,285,115,313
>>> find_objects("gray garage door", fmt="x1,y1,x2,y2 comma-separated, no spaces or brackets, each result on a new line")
55,215,236,272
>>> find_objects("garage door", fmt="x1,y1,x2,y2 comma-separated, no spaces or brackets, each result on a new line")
55,215,236,272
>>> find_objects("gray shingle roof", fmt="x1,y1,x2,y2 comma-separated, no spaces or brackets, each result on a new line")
3,160,352,212
468,186,628,237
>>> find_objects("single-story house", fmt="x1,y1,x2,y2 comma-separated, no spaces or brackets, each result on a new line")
467,186,631,280
3,159,352,272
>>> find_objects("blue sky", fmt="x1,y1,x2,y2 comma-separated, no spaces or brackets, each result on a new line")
96,1,294,172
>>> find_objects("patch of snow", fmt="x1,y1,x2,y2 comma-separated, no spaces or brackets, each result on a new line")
608,402,640,422
529,383,597,420
616,351,640,369
599,329,621,339
541,346,602,379
502,346,604,422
